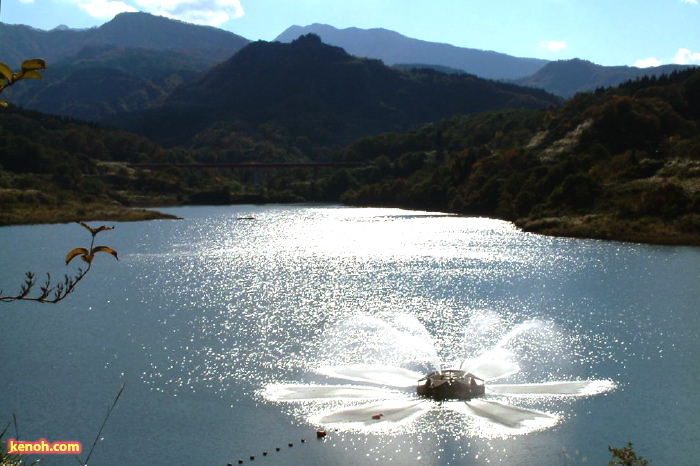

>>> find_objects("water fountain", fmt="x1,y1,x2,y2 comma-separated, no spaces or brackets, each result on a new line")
262,313,615,437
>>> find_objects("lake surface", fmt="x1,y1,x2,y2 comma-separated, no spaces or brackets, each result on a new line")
1,205,699,465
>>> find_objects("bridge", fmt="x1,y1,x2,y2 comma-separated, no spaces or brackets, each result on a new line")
128,162,365,170
127,162,366,185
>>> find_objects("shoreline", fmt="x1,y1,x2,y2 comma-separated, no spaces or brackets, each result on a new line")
0,205,181,227
516,214,700,247
2,202,698,247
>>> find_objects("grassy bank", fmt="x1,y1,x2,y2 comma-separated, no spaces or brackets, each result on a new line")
517,213,700,246
0,196,180,226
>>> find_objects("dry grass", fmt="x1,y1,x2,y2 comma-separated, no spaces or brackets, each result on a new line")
517,214,700,246
0,199,179,226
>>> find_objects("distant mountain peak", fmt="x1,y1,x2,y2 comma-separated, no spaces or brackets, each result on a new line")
1,13,249,73
292,33,323,45
274,23,548,80
513,58,696,97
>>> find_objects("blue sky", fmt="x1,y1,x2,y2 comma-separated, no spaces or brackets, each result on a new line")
2,0,699,67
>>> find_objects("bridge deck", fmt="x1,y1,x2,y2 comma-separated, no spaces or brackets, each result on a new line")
128,162,365,169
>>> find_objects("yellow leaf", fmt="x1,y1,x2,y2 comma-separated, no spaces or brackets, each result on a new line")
66,247,90,264
21,58,47,71
91,246,119,260
17,70,43,81
0,101,7,108
0,62,12,81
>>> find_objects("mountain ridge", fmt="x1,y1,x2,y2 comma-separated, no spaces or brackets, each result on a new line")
276,24,698,97
275,23,549,80
0,12,249,65
113,34,560,158
3,14,696,103
514,58,696,97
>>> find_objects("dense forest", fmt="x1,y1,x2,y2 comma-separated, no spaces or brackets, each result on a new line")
267,68,700,244
0,106,314,225
330,68,700,244
1,53,699,244
0,106,190,224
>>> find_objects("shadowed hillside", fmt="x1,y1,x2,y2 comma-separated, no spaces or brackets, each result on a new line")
4,45,213,121
112,34,560,159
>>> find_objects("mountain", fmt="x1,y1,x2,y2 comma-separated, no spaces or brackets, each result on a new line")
275,25,698,98
1,12,250,120
0,12,249,66
5,45,214,121
112,34,560,159
513,59,697,97
274,24,549,80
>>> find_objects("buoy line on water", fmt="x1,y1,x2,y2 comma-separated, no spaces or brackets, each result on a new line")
228,430,327,465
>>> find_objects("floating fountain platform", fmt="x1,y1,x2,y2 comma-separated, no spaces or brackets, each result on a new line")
417,370,485,401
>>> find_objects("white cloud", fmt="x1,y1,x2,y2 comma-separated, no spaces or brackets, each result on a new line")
19,0,35,4
632,48,700,67
76,0,138,19
539,40,567,52
134,0,244,26
70,0,244,26
633,57,662,68
681,0,698,4
674,48,700,65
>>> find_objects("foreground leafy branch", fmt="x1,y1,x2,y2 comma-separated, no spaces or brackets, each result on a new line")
0,222,118,304
0,59,46,107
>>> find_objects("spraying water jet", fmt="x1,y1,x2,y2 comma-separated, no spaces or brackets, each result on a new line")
263,313,616,437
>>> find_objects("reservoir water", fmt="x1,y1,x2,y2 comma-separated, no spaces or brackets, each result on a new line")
1,205,699,465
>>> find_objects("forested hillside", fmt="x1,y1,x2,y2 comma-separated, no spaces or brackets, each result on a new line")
0,107,191,224
111,34,560,159
320,69,700,244
5,46,213,121
0,106,308,225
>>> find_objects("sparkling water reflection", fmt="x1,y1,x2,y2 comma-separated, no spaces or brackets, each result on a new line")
1,205,699,465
